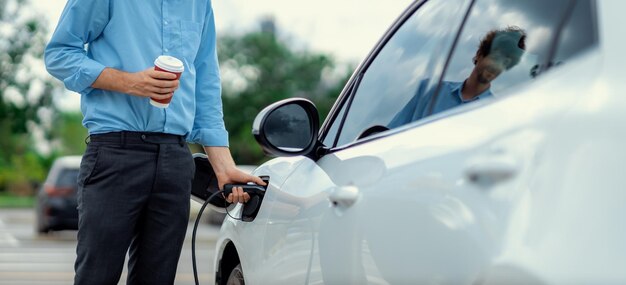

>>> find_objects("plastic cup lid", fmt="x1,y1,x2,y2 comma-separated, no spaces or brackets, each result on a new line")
154,55,184,73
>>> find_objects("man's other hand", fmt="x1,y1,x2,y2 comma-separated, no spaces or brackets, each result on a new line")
125,67,179,100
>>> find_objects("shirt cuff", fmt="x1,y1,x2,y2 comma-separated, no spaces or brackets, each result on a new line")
63,58,106,94
188,128,229,147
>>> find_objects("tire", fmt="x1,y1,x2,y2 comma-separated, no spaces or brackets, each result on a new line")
37,225,50,234
36,218,50,235
35,201,49,235
226,264,244,285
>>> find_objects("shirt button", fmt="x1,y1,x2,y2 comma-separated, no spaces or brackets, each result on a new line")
164,48,169,52
164,20,168,25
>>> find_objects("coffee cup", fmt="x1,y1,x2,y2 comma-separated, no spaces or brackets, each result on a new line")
150,55,184,108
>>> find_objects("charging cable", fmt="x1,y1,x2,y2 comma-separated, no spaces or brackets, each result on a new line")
192,181,267,284
192,190,224,285
192,189,249,285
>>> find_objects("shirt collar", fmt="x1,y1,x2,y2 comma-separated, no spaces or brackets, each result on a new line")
450,81,493,102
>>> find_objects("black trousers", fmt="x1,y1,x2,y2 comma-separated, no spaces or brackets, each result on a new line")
74,132,195,285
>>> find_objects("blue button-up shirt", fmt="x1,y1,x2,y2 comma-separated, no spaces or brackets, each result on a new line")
388,81,493,128
45,0,228,146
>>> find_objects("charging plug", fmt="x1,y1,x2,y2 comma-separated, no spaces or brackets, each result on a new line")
223,176,269,197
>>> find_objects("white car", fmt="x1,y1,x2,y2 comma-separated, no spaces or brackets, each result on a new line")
214,0,626,284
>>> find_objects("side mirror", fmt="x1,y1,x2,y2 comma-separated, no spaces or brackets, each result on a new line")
252,98,320,157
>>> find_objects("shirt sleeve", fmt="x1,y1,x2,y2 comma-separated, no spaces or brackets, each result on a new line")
44,0,110,94
188,1,229,147
388,79,434,128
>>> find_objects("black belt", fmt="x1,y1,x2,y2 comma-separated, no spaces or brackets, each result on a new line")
87,131,185,146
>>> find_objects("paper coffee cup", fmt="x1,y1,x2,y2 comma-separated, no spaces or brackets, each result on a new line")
150,55,184,108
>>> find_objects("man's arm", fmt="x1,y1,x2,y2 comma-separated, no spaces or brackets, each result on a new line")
44,0,110,93
44,0,179,98
91,67,179,100
191,4,264,203
188,3,228,147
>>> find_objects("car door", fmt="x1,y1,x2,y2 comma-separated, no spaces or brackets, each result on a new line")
255,0,471,283
302,0,598,284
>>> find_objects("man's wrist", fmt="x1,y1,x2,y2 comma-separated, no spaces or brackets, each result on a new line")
120,71,135,95
203,146,235,175
92,67,133,94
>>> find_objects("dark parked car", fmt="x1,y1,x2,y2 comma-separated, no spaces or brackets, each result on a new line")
35,155,81,234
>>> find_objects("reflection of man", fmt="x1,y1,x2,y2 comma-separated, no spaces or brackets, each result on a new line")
389,26,526,128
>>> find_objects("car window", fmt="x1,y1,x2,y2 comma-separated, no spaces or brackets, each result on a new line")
550,0,598,66
56,168,79,187
322,92,348,147
325,0,470,147
412,0,598,122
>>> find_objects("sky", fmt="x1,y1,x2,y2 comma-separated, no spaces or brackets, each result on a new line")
33,0,413,110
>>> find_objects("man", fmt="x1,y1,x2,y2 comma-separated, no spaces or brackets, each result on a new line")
44,1,263,284
388,26,527,128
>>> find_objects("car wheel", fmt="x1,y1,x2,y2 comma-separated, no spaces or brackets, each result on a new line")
37,227,50,235
226,264,244,285
36,215,50,235
35,202,49,235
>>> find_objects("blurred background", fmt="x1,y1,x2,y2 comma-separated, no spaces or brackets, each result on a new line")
0,0,411,205
0,0,411,283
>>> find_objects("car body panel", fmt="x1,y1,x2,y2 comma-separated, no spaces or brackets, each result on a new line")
214,156,307,283
215,1,626,284
480,2,626,282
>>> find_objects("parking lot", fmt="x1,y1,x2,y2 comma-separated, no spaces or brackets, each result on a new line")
0,208,219,285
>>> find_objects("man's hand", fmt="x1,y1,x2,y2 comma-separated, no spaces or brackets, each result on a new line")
204,146,267,204
91,67,179,100
217,167,266,204
125,68,179,99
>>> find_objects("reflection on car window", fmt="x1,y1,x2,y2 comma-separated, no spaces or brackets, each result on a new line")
551,1,598,66
444,0,575,96
389,26,527,127
396,0,598,124
330,0,469,147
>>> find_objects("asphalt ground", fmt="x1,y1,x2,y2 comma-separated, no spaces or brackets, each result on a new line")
0,207,221,285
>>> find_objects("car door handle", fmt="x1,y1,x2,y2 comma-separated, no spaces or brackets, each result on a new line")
328,185,359,208
465,155,519,188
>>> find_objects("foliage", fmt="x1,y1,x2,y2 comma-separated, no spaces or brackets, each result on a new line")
0,192,35,208
0,0,58,194
0,151,50,195
218,23,350,165
50,112,88,156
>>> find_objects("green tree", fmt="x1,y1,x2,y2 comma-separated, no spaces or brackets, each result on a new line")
51,112,88,156
0,0,58,194
218,20,350,165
